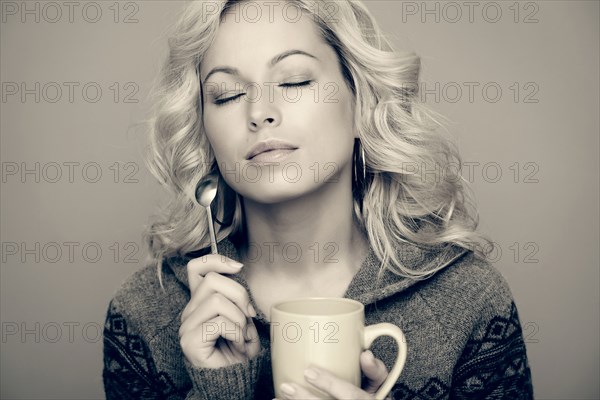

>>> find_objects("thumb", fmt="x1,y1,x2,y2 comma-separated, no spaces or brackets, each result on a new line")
360,350,389,394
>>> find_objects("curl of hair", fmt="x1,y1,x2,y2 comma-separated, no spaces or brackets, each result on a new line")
142,0,494,290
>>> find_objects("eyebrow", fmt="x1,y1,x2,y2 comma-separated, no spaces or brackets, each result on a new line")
202,49,318,84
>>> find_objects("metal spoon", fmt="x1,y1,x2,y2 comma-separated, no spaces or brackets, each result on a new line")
195,175,219,254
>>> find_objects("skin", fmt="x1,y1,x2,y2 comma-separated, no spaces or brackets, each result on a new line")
181,1,391,398
199,0,369,284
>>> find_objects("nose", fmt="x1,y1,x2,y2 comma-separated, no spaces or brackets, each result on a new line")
248,116,276,131
247,86,280,132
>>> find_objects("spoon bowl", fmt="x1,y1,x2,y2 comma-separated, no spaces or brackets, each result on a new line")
195,176,218,207
195,175,219,254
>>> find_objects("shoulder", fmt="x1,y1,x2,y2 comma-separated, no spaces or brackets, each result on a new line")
417,251,519,331
427,250,514,301
439,254,535,397
104,255,189,341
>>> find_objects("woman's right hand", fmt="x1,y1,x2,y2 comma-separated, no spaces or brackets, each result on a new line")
179,254,261,369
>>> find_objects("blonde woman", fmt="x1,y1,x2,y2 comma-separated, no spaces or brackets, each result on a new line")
102,0,534,398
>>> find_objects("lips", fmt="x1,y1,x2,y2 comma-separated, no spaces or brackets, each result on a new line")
245,139,299,160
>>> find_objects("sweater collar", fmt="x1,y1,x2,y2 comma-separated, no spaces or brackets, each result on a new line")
167,236,469,309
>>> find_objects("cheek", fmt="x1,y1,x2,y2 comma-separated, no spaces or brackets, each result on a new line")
203,112,239,161
310,90,355,144
321,93,356,164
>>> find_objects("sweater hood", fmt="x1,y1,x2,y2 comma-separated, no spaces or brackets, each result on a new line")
166,235,470,319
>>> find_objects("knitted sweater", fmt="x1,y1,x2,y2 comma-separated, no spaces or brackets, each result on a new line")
102,237,534,399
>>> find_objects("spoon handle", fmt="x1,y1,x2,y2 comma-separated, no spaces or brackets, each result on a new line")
205,205,218,254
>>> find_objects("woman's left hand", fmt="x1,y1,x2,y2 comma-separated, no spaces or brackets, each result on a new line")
276,350,392,400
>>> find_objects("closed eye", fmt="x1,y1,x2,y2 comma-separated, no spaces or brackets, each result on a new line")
213,80,313,106
214,93,244,106
280,80,312,88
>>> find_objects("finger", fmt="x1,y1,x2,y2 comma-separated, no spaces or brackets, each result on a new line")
182,271,256,321
180,293,248,344
302,365,372,399
244,317,261,356
279,382,321,400
360,350,389,394
187,254,243,293
197,315,248,356
179,295,246,353
183,271,255,320
216,334,247,362
179,315,247,360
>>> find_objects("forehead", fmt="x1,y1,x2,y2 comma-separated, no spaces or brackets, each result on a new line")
201,2,328,78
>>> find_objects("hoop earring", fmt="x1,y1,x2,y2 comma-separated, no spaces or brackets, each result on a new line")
353,138,366,186
213,170,236,228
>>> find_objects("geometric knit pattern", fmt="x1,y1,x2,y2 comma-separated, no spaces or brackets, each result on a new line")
391,377,450,399
102,300,533,400
102,301,186,399
389,301,533,400
103,238,534,399
449,301,534,399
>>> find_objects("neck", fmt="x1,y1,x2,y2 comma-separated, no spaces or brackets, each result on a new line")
238,173,369,282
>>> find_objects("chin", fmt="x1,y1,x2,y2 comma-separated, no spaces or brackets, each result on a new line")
235,179,319,205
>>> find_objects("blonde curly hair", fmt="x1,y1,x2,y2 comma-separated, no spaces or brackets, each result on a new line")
142,0,493,288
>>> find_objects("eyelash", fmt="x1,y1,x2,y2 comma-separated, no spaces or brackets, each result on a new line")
213,80,313,106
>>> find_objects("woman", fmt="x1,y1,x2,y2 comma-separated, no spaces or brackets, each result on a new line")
102,0,534,399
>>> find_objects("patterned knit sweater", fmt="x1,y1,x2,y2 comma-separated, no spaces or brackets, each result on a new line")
102,237,534,399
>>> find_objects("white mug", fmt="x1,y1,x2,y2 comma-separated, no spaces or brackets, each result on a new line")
270,297,408,400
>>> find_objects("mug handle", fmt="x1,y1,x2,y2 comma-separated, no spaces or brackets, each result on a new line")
363,323,408,400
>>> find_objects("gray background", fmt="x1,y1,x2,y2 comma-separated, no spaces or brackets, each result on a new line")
1,1,598,398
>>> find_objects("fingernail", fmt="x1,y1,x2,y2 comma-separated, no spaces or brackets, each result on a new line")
280,383,296,395
365,350,375,362
228,260,243,269
247,303,257,317
244,321,257,342
304,367,319,380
